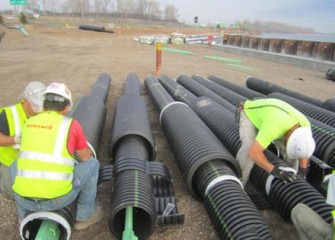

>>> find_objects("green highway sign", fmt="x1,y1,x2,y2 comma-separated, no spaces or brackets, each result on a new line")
10,0,27,5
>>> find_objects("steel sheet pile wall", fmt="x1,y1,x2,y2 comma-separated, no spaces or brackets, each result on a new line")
108,73,183,240
223,35,335,62
146,76,273,239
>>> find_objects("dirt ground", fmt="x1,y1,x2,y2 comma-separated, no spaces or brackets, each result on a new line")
0,16,334,240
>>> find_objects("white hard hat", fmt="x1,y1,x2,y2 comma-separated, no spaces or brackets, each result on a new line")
286,127,316,159
21,81,46,108
44,82,73,108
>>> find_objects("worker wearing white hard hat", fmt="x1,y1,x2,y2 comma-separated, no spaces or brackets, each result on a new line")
0,81,46,200
236,98,316,186
11,82,103,231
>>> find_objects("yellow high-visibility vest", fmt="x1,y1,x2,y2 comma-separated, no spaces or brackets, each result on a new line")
0,103,27,166
13,111,75,199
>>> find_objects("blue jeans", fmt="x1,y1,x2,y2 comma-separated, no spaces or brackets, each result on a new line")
11,157,99,221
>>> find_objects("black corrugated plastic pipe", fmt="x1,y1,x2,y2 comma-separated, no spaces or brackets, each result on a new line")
208,75,265,100
269,92,335,128
322,98,335,112
191,75,247,105
159,100,241,199
69,96,107,157
109,73,156,161
110,169,155,240
109,74,183,239
245,76,324,107
158,75,197,105
108,74,156,239
20,201,77,240
249,150,333,224
176,74,236,113
144,76,175,112
205,181,272,239
89,73,111,104
195,160,272,239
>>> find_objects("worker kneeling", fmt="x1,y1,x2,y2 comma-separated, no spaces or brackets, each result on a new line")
11,82,103,231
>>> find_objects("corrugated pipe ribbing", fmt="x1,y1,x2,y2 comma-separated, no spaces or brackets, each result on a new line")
176,75,236,113
269,92,335,128
191,75,247,106
208,75,265,100
245,76,324,107
322,98,335,112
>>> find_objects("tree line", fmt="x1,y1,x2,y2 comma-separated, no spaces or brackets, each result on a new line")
22,0,179,21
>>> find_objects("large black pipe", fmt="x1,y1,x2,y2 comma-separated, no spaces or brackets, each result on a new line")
158,74,197,105
109,73,155,161
207,75,265,99
68,96,107,157
322,98,335,112
159,100,240,199
245,76,324,107
89,73,112,104
144,76,174,112
191,75,247,105
176,74,236,113
109,74,183,240
269,92,335,128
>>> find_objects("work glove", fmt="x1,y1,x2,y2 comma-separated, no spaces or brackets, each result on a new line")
14,133,21,144
271,166,297,184
297,167,307,180
13,133,21,150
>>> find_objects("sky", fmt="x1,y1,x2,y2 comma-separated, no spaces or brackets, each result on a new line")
161,0,335,33
1,0,334,33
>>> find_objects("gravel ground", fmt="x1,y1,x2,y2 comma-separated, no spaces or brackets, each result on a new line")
0,16,334,240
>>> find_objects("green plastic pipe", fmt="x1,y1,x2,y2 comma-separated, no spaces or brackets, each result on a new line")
204,55,241,64
122,207,138,240
35,220,61,240
162,47,196,55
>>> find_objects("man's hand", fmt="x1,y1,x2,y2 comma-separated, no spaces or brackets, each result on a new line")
14,133,21,144
271,166,297,183
297,167,307,180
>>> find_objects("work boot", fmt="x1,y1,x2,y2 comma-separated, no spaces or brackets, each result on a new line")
74,206,104,231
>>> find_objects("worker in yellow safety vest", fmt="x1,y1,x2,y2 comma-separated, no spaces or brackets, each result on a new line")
0,81,46,200
291,170,335,239
11,82,103,231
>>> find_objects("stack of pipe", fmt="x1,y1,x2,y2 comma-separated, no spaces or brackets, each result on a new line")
146,75,272,239
170,75,333,224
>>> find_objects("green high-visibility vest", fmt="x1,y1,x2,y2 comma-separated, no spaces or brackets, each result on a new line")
13,111,75,199
0,103,27,166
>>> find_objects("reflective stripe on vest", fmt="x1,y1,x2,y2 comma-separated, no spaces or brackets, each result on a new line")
16,169,72,181
13,114,75,198
0,103,26,166
9,105,21,134
17,117,74,181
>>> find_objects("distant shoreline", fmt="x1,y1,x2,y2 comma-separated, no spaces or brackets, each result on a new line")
256,33,335,43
